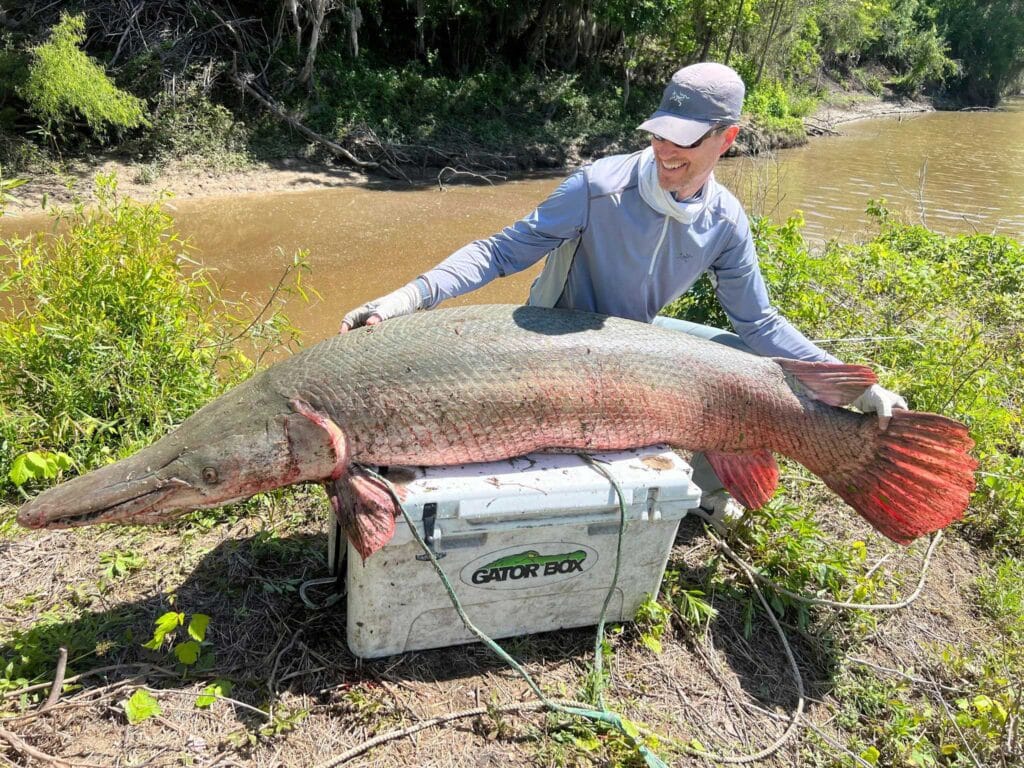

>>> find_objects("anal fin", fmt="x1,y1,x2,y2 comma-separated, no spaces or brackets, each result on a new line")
704,450,779,509
325,467,398,561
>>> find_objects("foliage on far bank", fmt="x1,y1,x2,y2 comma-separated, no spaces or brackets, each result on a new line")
0,0,1020,173
16,13,147,143
0,175,303,499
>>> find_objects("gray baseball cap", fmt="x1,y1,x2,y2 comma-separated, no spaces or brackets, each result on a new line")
638,63,744,145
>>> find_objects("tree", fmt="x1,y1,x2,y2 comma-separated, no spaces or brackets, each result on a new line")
934,0,1024,104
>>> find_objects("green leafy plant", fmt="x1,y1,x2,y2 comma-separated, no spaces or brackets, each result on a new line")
142,611,212,669
99,549,144,581
7,450,72,492
18,13,147,140
0,174,304,500
195,678,233,709
634,593,671,653
123,688,161,725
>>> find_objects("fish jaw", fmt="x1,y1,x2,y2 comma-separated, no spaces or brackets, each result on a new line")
17,397,350,530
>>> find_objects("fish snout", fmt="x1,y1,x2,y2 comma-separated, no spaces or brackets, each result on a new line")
16,471,193,529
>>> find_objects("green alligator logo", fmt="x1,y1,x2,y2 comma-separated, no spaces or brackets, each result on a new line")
470,549,588,585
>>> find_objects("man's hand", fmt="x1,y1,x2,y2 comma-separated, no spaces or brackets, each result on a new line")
852,384,908,430
339,281,425,333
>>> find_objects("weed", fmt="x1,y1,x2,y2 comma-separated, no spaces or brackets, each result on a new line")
99,549,144,581
142,610,214,672
977,556,1024,638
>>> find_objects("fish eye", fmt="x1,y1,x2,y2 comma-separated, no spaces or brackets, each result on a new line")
202,467,219,485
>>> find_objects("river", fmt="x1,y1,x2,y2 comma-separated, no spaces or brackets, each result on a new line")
5,99,1023,343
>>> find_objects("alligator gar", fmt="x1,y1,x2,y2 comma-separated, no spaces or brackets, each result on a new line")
17,305,977,557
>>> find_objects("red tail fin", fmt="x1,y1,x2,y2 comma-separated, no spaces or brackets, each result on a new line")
821,410,977,543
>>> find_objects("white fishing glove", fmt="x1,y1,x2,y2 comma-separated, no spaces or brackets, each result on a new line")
852,384,908,430
339,279,428,333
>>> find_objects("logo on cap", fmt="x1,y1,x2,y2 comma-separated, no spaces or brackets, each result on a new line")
669,92,689,107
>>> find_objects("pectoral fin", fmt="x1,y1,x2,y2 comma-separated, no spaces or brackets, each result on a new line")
704,450,779,509
325,467,397,561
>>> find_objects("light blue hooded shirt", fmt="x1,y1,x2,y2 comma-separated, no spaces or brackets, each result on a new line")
420,150,838,363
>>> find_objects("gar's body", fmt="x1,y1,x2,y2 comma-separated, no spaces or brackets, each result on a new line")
17,305,976,555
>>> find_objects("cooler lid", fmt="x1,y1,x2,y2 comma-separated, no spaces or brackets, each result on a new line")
384,445,700,524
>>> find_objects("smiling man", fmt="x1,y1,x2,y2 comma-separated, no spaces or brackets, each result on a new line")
340,62,907,523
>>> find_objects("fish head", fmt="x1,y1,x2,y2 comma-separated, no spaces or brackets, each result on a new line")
17,393,348,529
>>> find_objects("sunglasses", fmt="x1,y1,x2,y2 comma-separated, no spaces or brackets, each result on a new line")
651,125,729,150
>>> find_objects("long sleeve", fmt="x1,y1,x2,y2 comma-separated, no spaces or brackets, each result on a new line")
709,210,840,363
422,170,589,305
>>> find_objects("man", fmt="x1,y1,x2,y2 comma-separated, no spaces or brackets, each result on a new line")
340,62,906,524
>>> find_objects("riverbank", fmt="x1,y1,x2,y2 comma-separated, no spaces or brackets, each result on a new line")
2,94,934,217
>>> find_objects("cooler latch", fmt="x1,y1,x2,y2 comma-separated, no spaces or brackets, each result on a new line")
415,502,445,560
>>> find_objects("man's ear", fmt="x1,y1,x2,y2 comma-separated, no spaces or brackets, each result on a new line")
718,125,741,155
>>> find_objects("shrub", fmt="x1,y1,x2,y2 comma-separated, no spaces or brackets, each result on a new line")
17,13,147,140
0,175,299,496
144,80,251,169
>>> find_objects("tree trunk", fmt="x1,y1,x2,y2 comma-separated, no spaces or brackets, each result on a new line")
347,0,362,59
725,0,745,64
298,0,328,85
755,0,785,86
414,0,425,57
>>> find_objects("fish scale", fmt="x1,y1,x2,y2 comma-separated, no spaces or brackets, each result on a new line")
18,305,977,556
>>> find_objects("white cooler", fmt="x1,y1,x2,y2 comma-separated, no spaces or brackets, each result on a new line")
329,446,702,659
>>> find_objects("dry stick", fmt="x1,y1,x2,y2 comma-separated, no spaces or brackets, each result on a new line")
672,532,806,765
40,647,67,712
230,72,400,179
0,723,106,768
846,656,963,694
139,688,270,721
745,702,875,768
436,166,507,191
312,699,592,768
2,663,172,701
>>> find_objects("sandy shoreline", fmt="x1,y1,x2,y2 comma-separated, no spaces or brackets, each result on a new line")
3,95,933,216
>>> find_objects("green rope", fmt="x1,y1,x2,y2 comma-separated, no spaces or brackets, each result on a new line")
361,462,669,768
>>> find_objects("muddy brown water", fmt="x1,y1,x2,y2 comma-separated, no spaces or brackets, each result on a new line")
4,99,1022,344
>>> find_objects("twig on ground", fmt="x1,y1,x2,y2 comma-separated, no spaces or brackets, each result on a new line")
2,663,175,701
140,687,271,721
0,722,105,768
312,699,590,768
40,647,68,712
727,530,943,611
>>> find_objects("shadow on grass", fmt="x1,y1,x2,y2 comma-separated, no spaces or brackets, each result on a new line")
1,517,845,719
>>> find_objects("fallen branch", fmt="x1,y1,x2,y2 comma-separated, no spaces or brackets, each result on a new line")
437,166,508,191
230,72,401,179
0,722,105,768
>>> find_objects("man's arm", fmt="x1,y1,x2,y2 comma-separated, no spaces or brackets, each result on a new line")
340,171,589,331
709,210,839,362
710,209,907,428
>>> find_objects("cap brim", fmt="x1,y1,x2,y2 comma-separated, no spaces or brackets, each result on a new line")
638,113,716,145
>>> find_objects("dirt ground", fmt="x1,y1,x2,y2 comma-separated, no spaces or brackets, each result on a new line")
0,476,993,767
